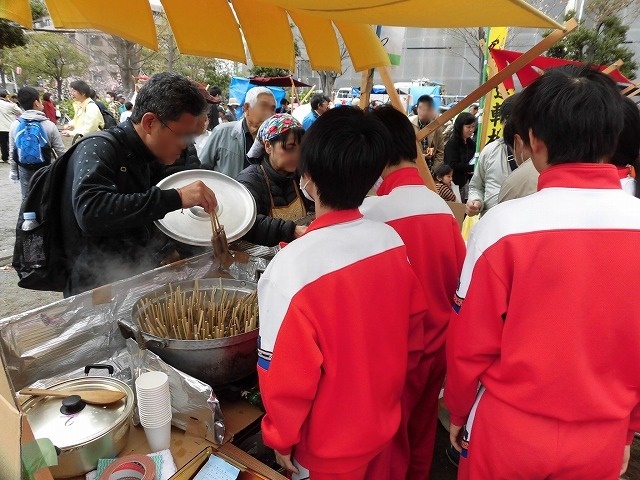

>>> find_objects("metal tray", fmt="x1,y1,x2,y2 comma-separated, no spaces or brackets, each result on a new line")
156,170,257,246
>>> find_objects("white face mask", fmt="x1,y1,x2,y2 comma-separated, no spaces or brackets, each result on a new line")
372,176,384,191
299,177,314,202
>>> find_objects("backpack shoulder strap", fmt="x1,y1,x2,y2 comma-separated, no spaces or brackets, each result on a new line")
85,127,135,191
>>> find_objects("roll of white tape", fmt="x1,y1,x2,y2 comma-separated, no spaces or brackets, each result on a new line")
98,454,157,480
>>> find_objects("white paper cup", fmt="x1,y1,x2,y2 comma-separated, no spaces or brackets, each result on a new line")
137,390,170,401
138,403,171,417
138,401,171,415
144,419,171,452
135,372,169,391
136,382,169,391
138,395,170,406
138,401,171,420
140,411,172,428
137,395,169,404
136,389,171,401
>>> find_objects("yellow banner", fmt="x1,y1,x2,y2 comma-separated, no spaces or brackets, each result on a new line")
480,27,512,150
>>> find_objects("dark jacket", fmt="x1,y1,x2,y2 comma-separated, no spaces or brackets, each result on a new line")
150,143,201,184
236,159,312,246
444,115,477,186
61,120,182,296
207,103,220,131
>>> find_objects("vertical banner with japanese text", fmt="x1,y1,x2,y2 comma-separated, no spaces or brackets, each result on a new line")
479,27,512,150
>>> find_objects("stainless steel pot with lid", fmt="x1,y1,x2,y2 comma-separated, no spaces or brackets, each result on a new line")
154,170,257,246
21,365,135,478
123,278,259,387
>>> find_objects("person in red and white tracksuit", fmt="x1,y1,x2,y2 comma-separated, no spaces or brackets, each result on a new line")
445,66,640,479
610,96,639,198
257,107,428,480
360,106,466,480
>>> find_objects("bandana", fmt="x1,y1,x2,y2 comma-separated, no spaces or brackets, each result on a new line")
247,114,302,159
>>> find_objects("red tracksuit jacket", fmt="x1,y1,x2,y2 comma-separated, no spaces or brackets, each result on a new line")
446,163,640,444
360,167,466,478
361,167,466,354
257,209,427,474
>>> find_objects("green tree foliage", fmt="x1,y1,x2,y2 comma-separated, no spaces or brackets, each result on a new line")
545,12,638,80
5,33,90,97
30,0,49,21
0,19,27,86
248,65,291,78
105,35,158,96
171,55,232,91
0,20,26,50
102,32,233,96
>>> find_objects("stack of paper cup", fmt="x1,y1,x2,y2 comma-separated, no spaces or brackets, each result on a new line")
135,371,172,452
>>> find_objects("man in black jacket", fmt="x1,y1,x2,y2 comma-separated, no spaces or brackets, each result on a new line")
206,85,222,131
61,72,217,296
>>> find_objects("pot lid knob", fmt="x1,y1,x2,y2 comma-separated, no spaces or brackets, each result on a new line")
60,395,86,415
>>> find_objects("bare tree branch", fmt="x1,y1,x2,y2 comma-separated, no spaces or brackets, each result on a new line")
445,28,484,74
587,0,640,25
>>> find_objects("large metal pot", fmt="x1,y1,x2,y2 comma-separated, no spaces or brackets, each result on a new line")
21,366,134,478
125,279,259,387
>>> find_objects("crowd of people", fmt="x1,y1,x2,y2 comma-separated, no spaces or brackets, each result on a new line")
254,65,640,480
6,64,640,479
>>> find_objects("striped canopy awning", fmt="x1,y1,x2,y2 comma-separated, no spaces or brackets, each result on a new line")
0,0,563,73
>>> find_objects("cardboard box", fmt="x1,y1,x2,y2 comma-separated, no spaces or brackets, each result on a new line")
170,446,277,480
0,349,54,480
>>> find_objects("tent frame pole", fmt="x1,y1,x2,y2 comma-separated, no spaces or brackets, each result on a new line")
378,65,438,191
416,18,578,143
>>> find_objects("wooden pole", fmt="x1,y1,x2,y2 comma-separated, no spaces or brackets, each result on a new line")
300,86,316,104
378,66,404,111
621,81,640,95
416,18,579,142
626,87,640,98
360,69,374,110
289,75,296,103
602,60,623,75
378,65,438,191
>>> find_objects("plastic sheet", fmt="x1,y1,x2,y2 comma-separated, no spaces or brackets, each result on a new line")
0,251,267,445
21,438,58,480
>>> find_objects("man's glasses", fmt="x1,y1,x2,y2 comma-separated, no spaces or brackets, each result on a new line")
158,118,196,146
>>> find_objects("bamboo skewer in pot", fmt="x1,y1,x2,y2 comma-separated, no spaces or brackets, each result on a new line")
136,283,258,341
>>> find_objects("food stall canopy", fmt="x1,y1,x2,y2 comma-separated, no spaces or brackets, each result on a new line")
1,0,562,73
490,48,632,90
249,77,311,88
259,0,563,29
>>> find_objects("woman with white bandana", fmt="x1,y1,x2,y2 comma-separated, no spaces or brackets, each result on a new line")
237,114,312,246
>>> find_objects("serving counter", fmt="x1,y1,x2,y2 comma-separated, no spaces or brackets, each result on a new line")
0,252,283,479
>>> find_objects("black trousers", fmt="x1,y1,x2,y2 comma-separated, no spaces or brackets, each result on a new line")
0,131,8,162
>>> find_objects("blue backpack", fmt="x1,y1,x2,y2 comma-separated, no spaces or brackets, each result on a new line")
15,118,49,165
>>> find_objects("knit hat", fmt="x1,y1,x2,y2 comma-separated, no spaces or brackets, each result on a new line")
247,114,302,159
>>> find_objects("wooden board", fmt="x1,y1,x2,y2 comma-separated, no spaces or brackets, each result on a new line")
447,201,466,230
